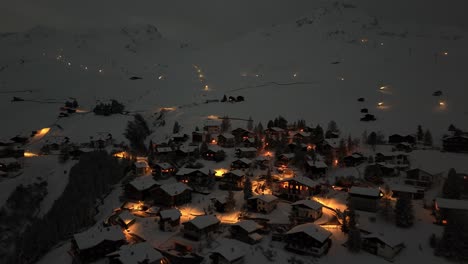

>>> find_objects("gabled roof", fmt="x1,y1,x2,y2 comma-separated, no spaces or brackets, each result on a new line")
249,194,278,203
281,176,317,188
219,133,235,139
390,184,422,194
73,225,125,250
236,147,257,152
436,198,468,210
280,153,295,159
233,220,262,233
129,176,158,191
306,160,328,169
210,239,247,262
286,223,331,243
292,199,323,210
362,233,404,248
159,182,192,196
118,210,136,225
225,169,245,177
186,215,220,229
159,208,181,221
156,147,173,153
233,158,252,165
349,187,382,198
154,162,173,169
107,242,163,264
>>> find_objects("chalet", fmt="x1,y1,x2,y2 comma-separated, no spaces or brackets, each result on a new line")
155,146,174,156
175,168,212,187
264,127,286,140
276,176,318,201
343,153,366,167
172,133,189,144
229,220,263,244
404,168,434,189
211,196,228,212
182,215,220,240
247,194,279,214
71,225,126,262
395,142,413,152
291,131,311,143
203,145,222,160
218,133,236,148
376,163,399,177
348,187,383,212
220,170,245,190
255,156,270,169
106,242,164,264
124,176,159,201
204,121,221,135
0,157,20,172
192,131,203,143
290,199,324,223
388,134,416,145
361,233,405,261
209,239,248,264
152,162,176,178
287,142,307,152
134,160,151,176
231,127,254,143
443,135,468,152
275,153,295,167
304,160,328,176
321,138,339,155
434,198,468,225
242,137,256,148
284,223,332,256
390,184,425,200
231,158,252,170
144,206,160,216
235,147,257,158
116,210,136,229
375,152,409,165
153,182,192,206
176,145,199,157
159,208,182,231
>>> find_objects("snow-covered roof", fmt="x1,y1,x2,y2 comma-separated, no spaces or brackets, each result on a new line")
237,147,257,152
118,210,136,225
208,145,222,152
159,208,181,220
244,137,255,143
390,184,422,194
107,242,163,264
156,147,172,153
233,158,252,165
255,156,269,161
129,176,158,191
249,194,278,203
267,127,284,132
233,220,262,233
280,153,295,159
436,198,468,210
186,215,220,229
73,225,125,250
248,233,263,241
178,145,198,153
225,169,245,177
376,151,408,157
219,133,235,139
0,157,18,164
349,186,382,198
154,162,173,169
286,223,331,243
362,233,404,248
281,176,317,188
176,167,195,176
159,182,191,196
134,160,149,169
306,160,328,169
292,199,323,210
210,239,247,262
145,206,160,214
292,131,311,137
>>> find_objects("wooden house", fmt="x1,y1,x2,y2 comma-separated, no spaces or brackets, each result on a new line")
434,198,468,225
182,215,220,240
375,152,409,165
204,121,221,135
343,153,366,167
231,127,254,143
275,153,295,167
395,142,413,152
290,199,324,223
443,135,468,152
211,196,228,213
203,145,222,160
220,170,245,190
404,168,434,189
388,134,416,145
124,176,159,201
106,242,164,264
348,187,383,212
172,133,188,144
276,176,318,201
153,182,192,206
291,131,311,144
71,225,126,262
192,131,203,143
235,147,257,158
209,239,247,264
175,168,212,188
155,146,174,157
242,137,256,148
218,133,236,148
134,160,151,176
231,158,252,170
304,160,328,176
175,145,199,157
159,208,182,231
115,210,136,229
361,233,405,261
247,194,279,214
284,223,332,256
230,220,263,245
390,184,425,200
152,162,176,178
264,127,286,140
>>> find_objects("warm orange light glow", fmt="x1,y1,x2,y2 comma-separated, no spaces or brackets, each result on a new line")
211,139,217,144
207,115,219,120
333,159,339,166
379,86,387,90
442,220,448,225
37,127,51,137
214,169,228,177
160,107,176,112
361,38,369,43
113,151,129,159
443,51,448,56
439,101,446,106
307,144,315,151
204,85,209,90
378,102,384,106
24,152,38,157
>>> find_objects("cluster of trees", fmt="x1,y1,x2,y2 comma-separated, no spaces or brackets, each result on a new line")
417,125,433,146
342,203,361,253
64,99,79,108
93,100,125,116
267,116,288,129
124,114,151,155
11,151,130,264
364,131,386,150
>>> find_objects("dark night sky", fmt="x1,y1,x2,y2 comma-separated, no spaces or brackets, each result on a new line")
1,0,468,43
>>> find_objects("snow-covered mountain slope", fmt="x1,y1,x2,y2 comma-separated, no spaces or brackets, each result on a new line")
0,2,467,145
